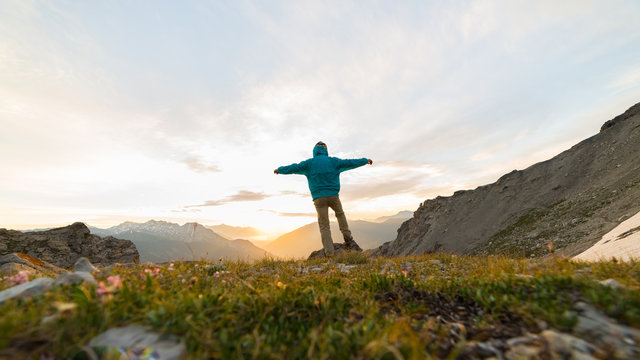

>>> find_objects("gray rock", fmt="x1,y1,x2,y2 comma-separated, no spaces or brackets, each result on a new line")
540,329,598,359
308,243,353,259
0,262,35,276
88,325,186,360
337,264,357,273
0,253,65,275
0,253,33,267
0,223,139,269
0,277,53,304
599,278,623,289
573,302,640,359
55,271,96,286
73,257,98,273
505,344,544,360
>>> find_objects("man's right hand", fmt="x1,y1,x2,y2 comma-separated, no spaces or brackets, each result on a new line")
367,159,373,165
274,169,279,174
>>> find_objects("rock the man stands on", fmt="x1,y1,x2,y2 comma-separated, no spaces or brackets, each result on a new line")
274,141,373,256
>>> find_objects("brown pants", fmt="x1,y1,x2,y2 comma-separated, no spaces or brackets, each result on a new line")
313,196,352,256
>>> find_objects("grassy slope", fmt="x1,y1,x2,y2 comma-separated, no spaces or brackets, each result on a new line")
1,253,639,359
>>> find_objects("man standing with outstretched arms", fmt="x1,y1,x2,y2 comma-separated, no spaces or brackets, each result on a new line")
274,141,373,257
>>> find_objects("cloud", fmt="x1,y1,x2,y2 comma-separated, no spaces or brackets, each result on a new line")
182,156,220,173
260,209,316,218
186,191,268,208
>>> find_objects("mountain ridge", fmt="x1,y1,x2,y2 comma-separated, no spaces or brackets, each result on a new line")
375,101,640,258
90,220,269,263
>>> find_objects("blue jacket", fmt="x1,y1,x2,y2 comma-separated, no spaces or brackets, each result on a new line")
277,145,368,199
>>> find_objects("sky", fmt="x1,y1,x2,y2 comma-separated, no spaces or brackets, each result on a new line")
2,0,640,237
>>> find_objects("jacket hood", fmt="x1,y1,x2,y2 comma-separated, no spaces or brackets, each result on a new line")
313,145,328,157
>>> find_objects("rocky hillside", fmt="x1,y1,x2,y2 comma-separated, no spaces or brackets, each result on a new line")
91,220,269,262
0,222,139,268
376,102,640,258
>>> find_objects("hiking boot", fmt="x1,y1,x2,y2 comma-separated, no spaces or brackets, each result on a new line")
343,236,363,252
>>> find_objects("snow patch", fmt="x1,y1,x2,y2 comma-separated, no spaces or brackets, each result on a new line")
574,210,640,262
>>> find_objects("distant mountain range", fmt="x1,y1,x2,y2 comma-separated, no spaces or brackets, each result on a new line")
204,224,264,241
263,212,412,258
90,220,269,263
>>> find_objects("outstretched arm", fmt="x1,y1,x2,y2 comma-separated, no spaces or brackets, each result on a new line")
337,157,371,172
275,160,309,175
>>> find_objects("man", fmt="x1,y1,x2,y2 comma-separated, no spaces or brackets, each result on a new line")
274,141,373,256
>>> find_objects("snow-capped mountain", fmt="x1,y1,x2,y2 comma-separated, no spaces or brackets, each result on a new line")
90,220,269,263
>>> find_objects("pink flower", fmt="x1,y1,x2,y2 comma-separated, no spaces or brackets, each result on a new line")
144,269,153,274
96,275,123,296
7,270,30,286
402,270,408,277
95,281,110,295
107,275,122,289
153,268,160,275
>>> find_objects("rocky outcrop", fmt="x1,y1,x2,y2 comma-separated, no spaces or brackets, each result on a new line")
308,243,359,259
0,222,139,269
0,253,64,276
376,101,640,257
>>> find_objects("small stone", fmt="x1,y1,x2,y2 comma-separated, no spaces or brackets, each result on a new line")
598,278,622,289
573,302,640,358
506,335,539,348
0,277,53,304
541,329,597,358
73,257,98,273
55,271,97,286
88,325,186,360
505,344,545,360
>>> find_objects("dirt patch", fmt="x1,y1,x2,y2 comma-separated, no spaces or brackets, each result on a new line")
375,287,529,339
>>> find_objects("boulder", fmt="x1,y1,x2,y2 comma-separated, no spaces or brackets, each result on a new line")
0,263,35,277
0,223,139,269
573,302,640,359
88,325,186,360
55,271,96,286
73,257,98,273
308,243,354,260
0,277,53,304
0,253,64,276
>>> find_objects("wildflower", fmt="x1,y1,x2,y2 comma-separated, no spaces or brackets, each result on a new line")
153,268,161,275
276,281,287,289
402,270,408,277
96,275,123,296
181,279,186,284
95,281,110,295
7,270,31,286
107,275,122,289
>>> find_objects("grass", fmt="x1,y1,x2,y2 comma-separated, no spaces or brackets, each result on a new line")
1,253,639,359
